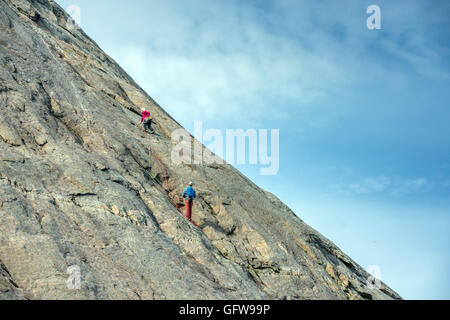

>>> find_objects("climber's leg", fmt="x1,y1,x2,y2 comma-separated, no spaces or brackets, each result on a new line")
143,118,153,133
189,200,193,222
185,199,193,221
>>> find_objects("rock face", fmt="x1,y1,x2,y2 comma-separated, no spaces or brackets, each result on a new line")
0,0,401,300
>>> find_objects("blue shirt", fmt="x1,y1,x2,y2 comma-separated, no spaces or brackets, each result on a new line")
183,186,196,199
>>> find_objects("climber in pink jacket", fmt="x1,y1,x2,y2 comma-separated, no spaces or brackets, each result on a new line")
139,108,154,133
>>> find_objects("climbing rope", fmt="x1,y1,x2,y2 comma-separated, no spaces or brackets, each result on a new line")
141,127,179,210
140,124,198,228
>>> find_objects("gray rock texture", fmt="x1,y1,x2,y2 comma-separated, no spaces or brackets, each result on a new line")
0,0,401,300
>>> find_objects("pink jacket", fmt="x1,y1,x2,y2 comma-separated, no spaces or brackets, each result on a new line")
140,110,151,122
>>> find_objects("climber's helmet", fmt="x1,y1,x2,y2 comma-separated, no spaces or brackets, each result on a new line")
189,181,193,186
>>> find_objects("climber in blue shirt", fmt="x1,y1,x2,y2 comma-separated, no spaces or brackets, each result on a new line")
182,181,196,222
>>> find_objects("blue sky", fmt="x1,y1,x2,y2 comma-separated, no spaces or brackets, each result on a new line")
55,0,450,299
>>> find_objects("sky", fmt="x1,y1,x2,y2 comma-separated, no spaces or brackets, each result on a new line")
55,0,450,299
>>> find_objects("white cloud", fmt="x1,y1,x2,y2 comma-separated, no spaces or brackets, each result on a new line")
112,32,348,125
346,176,392,194
331,175,431,196
391,177,430,196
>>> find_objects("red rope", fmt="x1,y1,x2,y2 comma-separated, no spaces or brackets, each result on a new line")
143,129,178,209
141,125,198,228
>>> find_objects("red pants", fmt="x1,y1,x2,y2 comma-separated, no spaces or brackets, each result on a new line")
185,199,193,221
